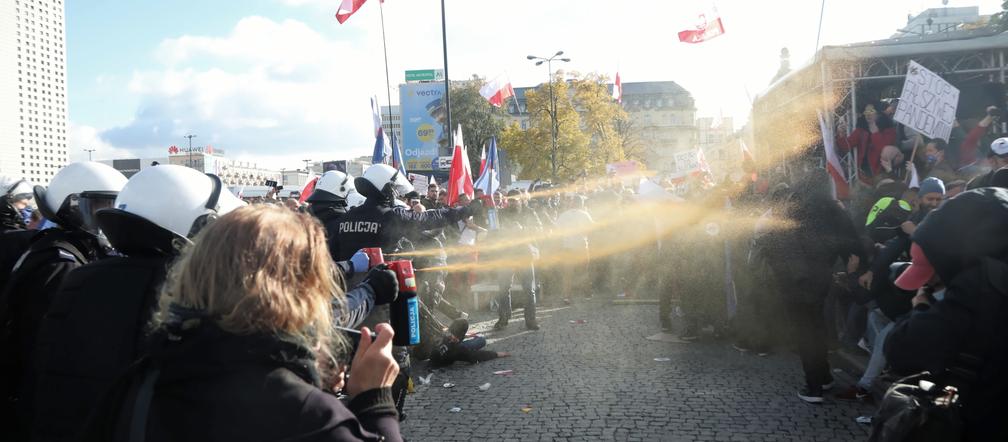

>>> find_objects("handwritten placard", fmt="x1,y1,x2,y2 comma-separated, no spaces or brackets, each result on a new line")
893,60,959,142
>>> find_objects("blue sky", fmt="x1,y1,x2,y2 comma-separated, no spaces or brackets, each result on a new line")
66,0,1002,170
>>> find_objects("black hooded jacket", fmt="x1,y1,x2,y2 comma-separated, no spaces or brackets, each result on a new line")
309,202,349,261
80,322,401,442
884,188,1008,442
765,171,863,304
336,198,468,261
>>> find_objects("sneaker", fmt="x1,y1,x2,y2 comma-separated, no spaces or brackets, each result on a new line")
836,385,870,401
821,381,835,391
798,386,824,404
731,343,751,353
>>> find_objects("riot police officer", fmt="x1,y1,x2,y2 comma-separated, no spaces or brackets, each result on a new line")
336,163,475,421
336,164,474,260
306,170,355,259
0,176,36,290
29,165,245,442
0,162,127,439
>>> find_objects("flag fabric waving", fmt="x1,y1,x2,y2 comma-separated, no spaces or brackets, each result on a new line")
818,111,850,199
370,96,392,164
479,145,487,176
298,176,319,204
446,124,473,206
908,163,921,189
678,7,726,43
474,137,501,196
479,75,516,108
391,133,407,176
612,72,622,103
336,0,370,24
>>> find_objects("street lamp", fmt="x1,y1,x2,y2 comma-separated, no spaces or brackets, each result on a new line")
184,134,197,169
83,148,96,161
527,51,570,180
302,159,313,173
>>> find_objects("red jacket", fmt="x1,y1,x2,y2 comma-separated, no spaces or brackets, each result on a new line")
958,124,987,168
836,127,897,177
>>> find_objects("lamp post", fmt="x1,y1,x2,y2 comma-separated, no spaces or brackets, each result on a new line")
184,134,197,169
302,159,313,174
83,148,95,161
527,51,570,181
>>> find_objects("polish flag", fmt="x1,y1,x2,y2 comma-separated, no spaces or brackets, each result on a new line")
299,176,319,204
479,76,516,108
474,137,501,196
612,72,622,103
479,145,487,175
678,7,726,44
336,0,370,24
446,124,473,206
818,111,850,199
908,163,920,189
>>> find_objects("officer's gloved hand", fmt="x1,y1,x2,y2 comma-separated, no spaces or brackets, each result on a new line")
349,249,370,275
363,264,399,305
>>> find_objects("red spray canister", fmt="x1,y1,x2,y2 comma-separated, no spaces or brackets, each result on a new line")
362,247,384,269
385,260,420,346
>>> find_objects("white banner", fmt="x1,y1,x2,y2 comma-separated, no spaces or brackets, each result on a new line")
893,60,959,142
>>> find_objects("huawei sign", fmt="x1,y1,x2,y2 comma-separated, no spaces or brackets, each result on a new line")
168,145,180,154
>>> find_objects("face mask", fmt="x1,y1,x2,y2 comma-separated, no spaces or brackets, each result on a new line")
926,155,938,164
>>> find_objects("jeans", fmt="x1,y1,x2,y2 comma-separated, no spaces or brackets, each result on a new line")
459,336,487,352
858,309,894,390
496,263,537,325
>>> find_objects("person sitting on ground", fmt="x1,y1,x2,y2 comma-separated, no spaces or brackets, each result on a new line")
80,205,403,442
429,319,510,367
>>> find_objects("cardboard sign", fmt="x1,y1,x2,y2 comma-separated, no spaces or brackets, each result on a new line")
408,173,428,190
893,60,959,142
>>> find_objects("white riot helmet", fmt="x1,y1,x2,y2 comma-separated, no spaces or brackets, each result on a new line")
307,170,355,203
34,162,127,234
1,175,34,202
354,164,413,203
346,190,366,208
97,165,245,255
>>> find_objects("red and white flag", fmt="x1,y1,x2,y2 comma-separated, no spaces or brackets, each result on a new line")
479,75,515,108
336,0,372,24
678,7,726,44
479,145,487,175
741,140,757,182
612,72,622,103
818,111,849,199
446,124,473,206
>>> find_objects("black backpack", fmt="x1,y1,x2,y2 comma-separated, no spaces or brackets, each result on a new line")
869,371,966,442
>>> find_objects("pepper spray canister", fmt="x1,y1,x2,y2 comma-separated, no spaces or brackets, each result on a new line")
386,260,420,346
361,247,385,269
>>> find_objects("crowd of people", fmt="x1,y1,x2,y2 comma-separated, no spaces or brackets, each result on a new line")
0,97,1006,441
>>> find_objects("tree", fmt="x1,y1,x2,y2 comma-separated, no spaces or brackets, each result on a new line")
448,75,508,175
501,71,631,182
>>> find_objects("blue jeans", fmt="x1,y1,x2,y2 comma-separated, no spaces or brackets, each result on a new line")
858,309,893,390
496,263,537,324
459,336,487,352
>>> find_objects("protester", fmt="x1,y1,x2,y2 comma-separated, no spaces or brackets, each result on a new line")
922,139,959,183
421,182,440,209
79,205,403,442
0,162,127,438
883,188,1008,441
554,195,594,304
491,198,539,331
836,102,898,179
430,319,510,367
764,170,862,404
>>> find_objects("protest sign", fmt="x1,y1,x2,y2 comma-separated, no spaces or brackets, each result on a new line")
408,173,428,190
893,60,959,142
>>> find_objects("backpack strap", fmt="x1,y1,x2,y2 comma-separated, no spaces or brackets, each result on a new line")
128,367,161,442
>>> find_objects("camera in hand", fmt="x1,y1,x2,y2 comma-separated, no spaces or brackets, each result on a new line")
264,180,283,191
988,107,1003,118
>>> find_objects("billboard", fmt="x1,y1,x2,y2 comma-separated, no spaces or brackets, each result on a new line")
112,159,142,178
400,82,448,171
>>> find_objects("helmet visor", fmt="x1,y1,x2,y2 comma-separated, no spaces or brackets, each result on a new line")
78,191,118,234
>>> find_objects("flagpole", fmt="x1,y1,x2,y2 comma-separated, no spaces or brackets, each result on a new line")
378,1,394,120
440,0,453,150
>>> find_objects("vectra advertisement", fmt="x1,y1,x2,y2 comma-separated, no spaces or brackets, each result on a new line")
400,82,448,171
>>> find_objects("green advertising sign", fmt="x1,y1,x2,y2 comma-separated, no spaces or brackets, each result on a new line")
405,69,444,82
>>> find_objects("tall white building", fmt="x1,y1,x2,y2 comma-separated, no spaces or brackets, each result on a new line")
381,105,402,144
0,0,69,185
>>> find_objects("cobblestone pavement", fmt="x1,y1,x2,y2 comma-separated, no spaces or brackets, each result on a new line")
402,299,875,441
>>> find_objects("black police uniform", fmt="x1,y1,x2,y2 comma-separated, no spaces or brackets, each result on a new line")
309,202,349,260
0,228,103,440
336,200,468,261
